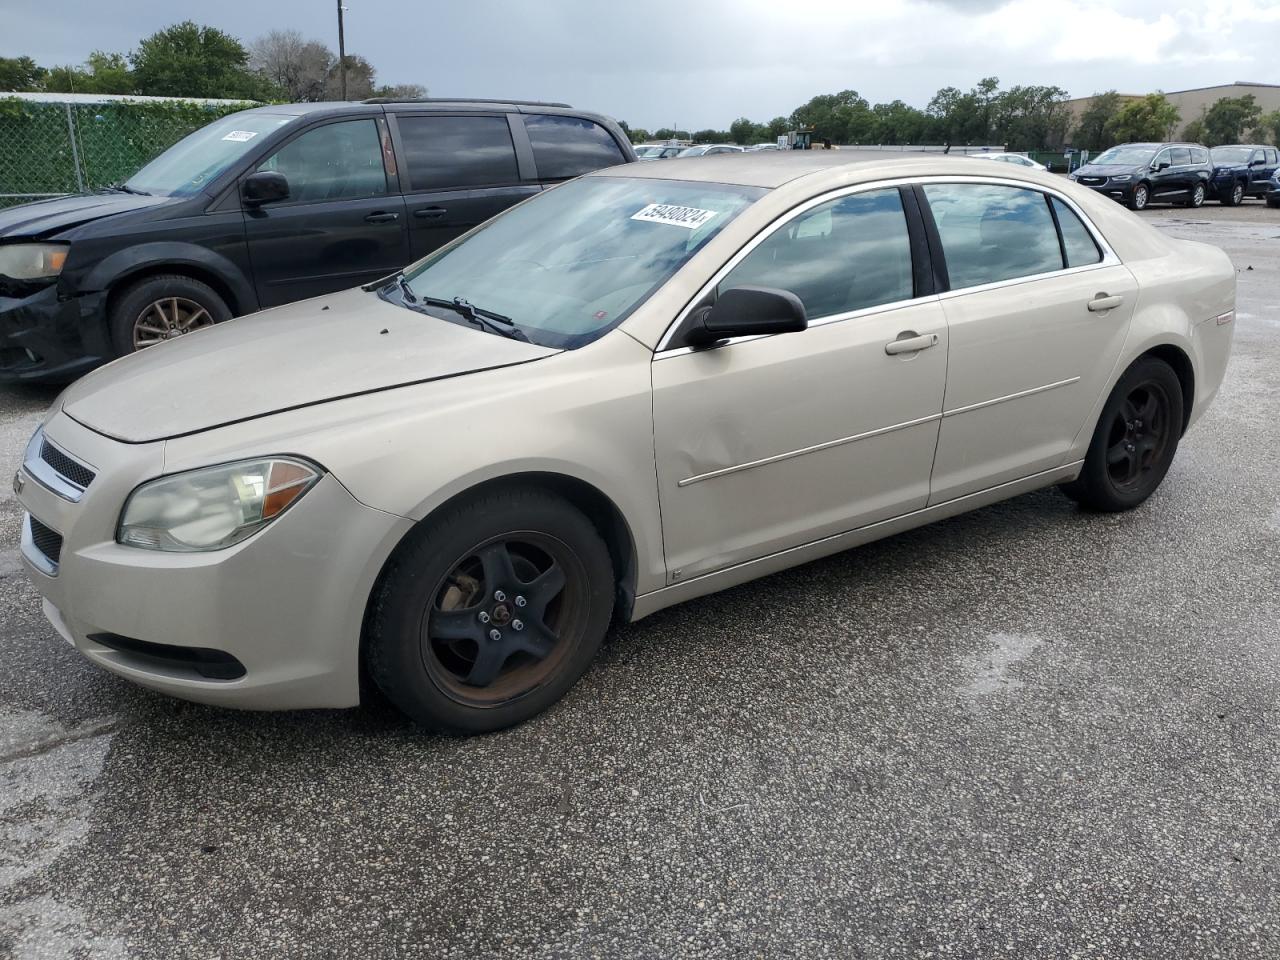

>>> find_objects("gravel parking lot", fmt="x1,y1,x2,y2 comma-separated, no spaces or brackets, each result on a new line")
2,200,1278,959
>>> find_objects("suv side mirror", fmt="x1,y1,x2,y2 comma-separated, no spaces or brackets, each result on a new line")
1250,158,1265,167
685,286,807,347
242,171,290,206
1154,161,1171,171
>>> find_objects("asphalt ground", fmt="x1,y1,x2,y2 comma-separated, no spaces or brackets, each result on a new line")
1,200,1278,959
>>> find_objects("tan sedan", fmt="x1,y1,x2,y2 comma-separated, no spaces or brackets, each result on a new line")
16,153,1235,732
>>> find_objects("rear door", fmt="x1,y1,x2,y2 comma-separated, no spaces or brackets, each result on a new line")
920,182,1137,503
241,116,409,307
390,113,538,261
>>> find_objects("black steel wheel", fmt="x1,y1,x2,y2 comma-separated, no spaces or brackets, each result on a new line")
367,487,615,733
1060,357,1184,512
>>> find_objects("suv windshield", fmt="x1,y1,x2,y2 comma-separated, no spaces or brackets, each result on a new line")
1211,147,1253,165
124,112,293,197
399,176,765,348
1092,145,1158,166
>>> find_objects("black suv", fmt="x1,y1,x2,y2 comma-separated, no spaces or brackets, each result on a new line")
0,99,635,383
1069,142,1212,211
1207,144,1280,206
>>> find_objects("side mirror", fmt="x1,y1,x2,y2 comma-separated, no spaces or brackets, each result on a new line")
242,171,290,206
1250,158,1265,167
685,285,807,348
1154,161,1171,171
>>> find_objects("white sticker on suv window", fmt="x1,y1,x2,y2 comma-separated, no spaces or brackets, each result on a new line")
631,203,718,229
221,130,259,142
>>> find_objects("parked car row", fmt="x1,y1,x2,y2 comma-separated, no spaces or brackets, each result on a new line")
0,98,636,383
1069,141,1280,211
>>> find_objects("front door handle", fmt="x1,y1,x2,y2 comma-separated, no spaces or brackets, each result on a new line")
414,206,447,220
364,211,400,224
1088,293,1124,312
885,332,939,356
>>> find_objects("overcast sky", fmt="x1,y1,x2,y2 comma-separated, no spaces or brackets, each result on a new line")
6,0,1279,128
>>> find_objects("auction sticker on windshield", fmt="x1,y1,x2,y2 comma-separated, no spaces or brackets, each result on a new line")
221,130,259,142
631,203,718,229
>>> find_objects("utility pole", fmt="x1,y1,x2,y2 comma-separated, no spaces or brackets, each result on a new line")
337,0,348,101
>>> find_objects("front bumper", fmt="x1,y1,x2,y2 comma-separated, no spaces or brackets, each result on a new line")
1072,179,1135,202
0,282,109,384
16,411,413,710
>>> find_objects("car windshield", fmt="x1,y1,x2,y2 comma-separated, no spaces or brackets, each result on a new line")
399,176,766,348
636,146,666,158
124,112,293,197
677,146,708,157
1211,147,1253,164
1092,145,1158,166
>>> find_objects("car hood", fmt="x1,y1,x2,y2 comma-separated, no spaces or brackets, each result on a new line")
0,191,169,239
1073,164,1142,177
60,286,560,443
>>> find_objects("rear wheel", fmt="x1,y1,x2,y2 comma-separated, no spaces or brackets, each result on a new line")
367,488,615,733
1127,183,1150,211
108,274,231,356
1059,357,1184,512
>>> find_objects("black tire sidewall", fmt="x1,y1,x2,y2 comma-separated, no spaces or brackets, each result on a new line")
1070,358,1184,512
368,489,615,733
108,275,232,357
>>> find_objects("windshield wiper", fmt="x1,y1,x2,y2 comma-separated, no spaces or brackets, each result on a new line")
110,183,151,196
420,295,529,341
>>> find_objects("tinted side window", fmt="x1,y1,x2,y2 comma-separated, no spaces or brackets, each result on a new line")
719,188,913,320
1153,149,1172,168
1252,150,1265,165
923,184,1061,289
1192,147,1209,164
1171,148,1192,165
1050,198,1102,268
397,116,519,191
258,119,386,203
1269,149,1278,164
525,115,626,180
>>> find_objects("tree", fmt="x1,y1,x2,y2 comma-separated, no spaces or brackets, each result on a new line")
1202,94,1262,146
1258,110,1280,147
1073,91,1122,151
373,83,426,100
652,128,690,141
766,116,790,138
869,99,931,144
131,21,267,99
729,116,756,144
0,56,45,91
791,90,872,144
249,29,333,102
1104,93,1180,143
993,84,1069,150
41,52,133,94
325,54,376,100
1180,116,1207,145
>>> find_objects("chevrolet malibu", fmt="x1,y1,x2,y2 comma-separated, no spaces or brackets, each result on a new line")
15,153,1235,733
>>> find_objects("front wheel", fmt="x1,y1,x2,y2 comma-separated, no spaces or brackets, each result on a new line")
1221,181,1245,206
1189,183,1206,208
1127,183,1150,211
1059,357,1184,512
367,488,615,733
108,274,231,356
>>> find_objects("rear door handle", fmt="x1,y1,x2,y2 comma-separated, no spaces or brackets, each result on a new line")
414,206,447,220
1088,293,1124,312
884,332,939,355
364,211,400,224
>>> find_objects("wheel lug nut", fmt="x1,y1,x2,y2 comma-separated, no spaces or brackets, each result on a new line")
515,596,526,607
512,620,524,631
478,611,490,623
494,590,506,602
489,629,501,642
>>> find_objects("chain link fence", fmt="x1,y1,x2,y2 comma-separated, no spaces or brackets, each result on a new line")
0,97,253,209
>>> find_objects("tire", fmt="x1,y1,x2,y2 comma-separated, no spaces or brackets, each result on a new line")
1221,180,1245,206
367,487,615,734
1267,197,1280,209
1127,183,1150,211
1059,357,1184,512
1188,183,1206,208
108,274,231,356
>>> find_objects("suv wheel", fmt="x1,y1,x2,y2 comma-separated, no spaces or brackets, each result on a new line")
1127,183,1150,211
1222,181,1245,206
109,274,231,356
1189,183,1206,208
367,488,616,733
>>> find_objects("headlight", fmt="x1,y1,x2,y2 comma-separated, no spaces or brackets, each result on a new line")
1110,175,1131,182
0,243,69,280
117,458,321,552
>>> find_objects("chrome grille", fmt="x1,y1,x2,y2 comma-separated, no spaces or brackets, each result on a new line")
28,515,63,566
40,438,95,490
1078,177,1106,186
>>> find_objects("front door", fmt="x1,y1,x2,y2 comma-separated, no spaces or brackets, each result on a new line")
243,117,409,307
1147,147,1182,202
652,187,948,580
391,114,540,261
920,183,1137,503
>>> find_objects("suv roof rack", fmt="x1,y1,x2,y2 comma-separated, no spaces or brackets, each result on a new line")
362,97,573,108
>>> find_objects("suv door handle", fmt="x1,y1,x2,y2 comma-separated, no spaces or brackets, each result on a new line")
884,332,938,355
414,206,447,219
1087,294,1124,312
364,211,400,224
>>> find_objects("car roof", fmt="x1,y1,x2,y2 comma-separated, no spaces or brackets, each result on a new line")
233,99,615,124
593,150,1076,189
1211,143,1270,149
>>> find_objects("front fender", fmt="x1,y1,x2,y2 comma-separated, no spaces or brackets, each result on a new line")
76,241,256,313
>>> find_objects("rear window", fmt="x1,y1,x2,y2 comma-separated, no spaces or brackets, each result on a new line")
1171,148,1192,166
923,183,1062,289
1191,147,1209,164
397,115,519,191
524,115,627,180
